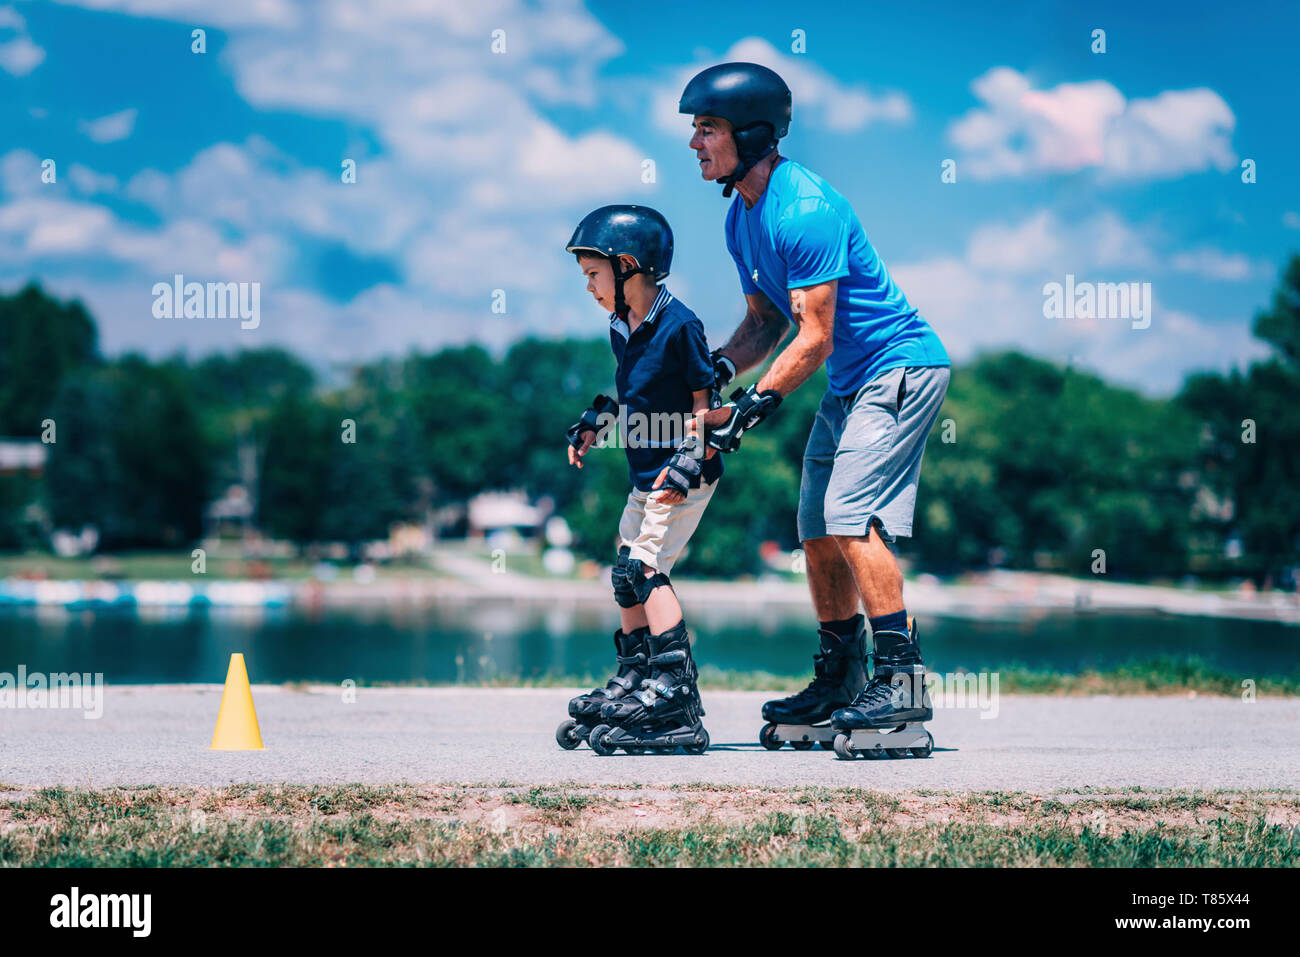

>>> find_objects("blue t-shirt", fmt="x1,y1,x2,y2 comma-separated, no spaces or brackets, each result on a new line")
725,158,949,396
609,285,723,492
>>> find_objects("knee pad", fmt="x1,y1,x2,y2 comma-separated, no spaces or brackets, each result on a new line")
611,547,639,608
631,562,672,605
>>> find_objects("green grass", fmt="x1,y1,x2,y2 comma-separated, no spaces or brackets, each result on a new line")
1,784,1296,868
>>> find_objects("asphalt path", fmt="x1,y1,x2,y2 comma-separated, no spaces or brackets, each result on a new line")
2,685,1298,792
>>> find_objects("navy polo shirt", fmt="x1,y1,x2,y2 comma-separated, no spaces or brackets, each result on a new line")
609,285,724,492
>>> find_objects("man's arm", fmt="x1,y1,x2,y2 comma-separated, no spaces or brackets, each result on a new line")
716,292,791,379
693,280,835,447
755,279,836,397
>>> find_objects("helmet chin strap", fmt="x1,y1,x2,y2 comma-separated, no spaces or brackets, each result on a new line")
611,255,647,321
719,137,776,197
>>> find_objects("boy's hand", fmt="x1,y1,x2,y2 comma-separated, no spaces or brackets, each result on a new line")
567,430,596,469
652,433,706,504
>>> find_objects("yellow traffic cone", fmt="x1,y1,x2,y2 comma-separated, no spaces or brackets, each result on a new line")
209,653,265,750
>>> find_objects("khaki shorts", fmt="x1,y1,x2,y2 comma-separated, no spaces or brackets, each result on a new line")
617,478,719,575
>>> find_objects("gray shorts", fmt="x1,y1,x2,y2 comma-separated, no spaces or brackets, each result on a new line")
797,365,949,542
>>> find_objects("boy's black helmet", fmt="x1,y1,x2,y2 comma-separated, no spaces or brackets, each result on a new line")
566,205,673,319
679,62,791,197
566,205,673,279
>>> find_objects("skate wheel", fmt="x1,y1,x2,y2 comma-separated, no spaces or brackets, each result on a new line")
819,739,836,751
790,739,815,751
759,723,783,751
910,732,934,759
588,724,617,756
885,748,909,759
683,728,709,755
832,732,855,760
555,719,583,751
623,746,647,755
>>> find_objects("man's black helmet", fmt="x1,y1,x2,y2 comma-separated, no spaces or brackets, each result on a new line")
679,62,791,197
566,205,673,319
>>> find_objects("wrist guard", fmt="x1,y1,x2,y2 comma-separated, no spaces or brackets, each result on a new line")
660,433,705,496
709,351,735,409
566,394,618,450
706,385,782,453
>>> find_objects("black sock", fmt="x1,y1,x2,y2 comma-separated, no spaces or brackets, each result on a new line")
869,610,914,660
868,610,908,635
819,613,863,642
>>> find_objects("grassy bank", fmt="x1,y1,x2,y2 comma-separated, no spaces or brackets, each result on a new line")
329,656,1300,697
0,783,1295,867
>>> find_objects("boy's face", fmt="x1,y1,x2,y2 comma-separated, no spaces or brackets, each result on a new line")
689,115,739,182
577,254,634,313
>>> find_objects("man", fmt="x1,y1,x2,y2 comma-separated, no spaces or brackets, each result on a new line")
675,62,950,742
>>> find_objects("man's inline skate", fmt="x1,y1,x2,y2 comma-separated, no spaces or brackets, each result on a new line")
588,621,709,755
758,614,866,751
555,628,650,750
830,617,935,760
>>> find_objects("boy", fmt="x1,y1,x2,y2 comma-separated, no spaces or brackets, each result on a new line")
554,204,720,756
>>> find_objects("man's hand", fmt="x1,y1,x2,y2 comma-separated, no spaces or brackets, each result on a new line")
696,385,783,453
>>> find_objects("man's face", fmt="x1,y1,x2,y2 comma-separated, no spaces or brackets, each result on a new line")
689,115,738,182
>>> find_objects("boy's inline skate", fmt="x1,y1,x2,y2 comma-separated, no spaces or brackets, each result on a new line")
555,628,650,750
588,621,709,755
758,615,866,751
830,618,935,760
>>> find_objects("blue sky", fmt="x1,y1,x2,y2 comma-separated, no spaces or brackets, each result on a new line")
1,0,1297,394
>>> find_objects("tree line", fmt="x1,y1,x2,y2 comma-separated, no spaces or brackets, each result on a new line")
1,257,1297,585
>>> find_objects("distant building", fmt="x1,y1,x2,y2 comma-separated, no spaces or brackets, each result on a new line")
467,491,543,540
0,439,47,476
204,484,255,540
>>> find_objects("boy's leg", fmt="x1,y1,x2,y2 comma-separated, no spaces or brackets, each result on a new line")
613,491,653,631
627,478,718,631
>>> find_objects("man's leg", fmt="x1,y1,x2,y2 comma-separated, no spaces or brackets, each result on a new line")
802,535,861,621
759,391,869,734
830,524,903,619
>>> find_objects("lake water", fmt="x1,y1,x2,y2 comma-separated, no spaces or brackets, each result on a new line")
1,602,1296,684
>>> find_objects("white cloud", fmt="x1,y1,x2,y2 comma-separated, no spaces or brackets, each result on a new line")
654,36,912,137
0,35,44,75
892,209,1270,395
949,67,1236,180
0,196,115,255
965,210,1063,272
0,6,26,30
78,108,138,143
67,164,120,195
1283,211,1300,230
51,0,300,29
1169,248,1267,281
0,149,47,197
10,0,650,360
